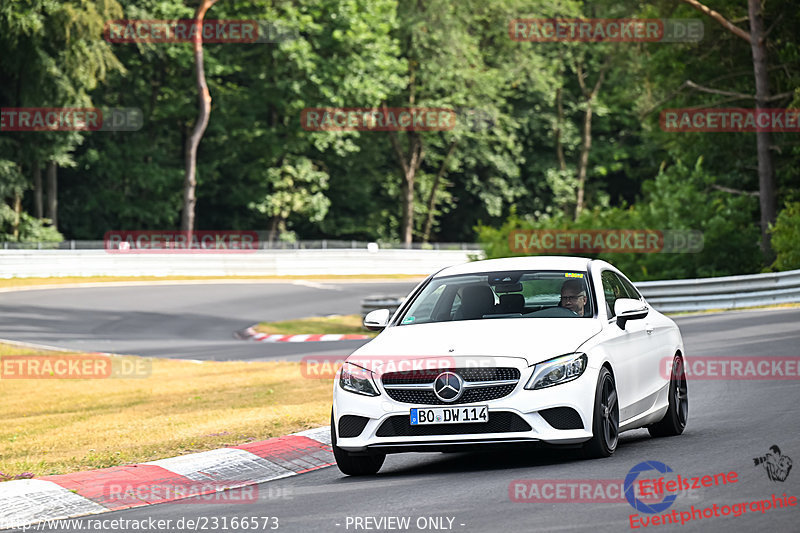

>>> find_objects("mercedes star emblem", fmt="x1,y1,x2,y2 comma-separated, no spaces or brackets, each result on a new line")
433,371,464,402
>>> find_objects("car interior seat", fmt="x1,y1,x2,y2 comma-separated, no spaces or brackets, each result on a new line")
496,293,525,314
456,285,496,320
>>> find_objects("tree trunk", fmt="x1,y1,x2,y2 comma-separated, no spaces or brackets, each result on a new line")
389,130,424,247
573,58,609,220
268,216,279,243
422,139,458,243
747,0,777,258
33,161,43,219
12,194,21,240
555,87,567,172
401,164,415,247
575,103,593,221
181,0,218,233
46,161,57,228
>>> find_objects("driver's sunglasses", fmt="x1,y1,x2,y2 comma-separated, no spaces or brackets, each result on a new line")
560,294,586,302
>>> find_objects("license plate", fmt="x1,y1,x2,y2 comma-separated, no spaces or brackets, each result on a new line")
410,405,488,425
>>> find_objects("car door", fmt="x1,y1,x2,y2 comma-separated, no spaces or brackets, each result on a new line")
619,274,673,401
598,270,655,423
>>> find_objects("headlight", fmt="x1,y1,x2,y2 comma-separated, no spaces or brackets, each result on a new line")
525,353,588,390
339,362,380,397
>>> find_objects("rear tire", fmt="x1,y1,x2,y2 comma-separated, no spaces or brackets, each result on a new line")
582,367,619,459
331,411,385,475
648,356,688,437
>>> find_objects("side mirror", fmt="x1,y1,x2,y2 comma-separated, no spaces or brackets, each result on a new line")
364,309,391,331
614,298,649,330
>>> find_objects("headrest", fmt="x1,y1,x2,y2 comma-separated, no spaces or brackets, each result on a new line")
499,293,524,310
459,285,496,319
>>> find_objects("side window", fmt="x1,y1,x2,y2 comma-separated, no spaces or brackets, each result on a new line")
449,291,462,319
411,284,446,322
619,276,642,301
601,271,627,318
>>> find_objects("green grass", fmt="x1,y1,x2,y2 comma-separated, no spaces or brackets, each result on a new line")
254,314,377,337
665,302,800,317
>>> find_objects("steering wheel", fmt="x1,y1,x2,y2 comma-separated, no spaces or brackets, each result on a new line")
556,306,580,317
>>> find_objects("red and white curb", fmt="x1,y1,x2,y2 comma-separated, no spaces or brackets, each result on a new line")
0,427,331,530
239,326,368,342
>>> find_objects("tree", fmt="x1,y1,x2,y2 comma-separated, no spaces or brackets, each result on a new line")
386,0,537,245
679,0,780,257
0,0,123,234
769,202,800,271
249,157,330,242
181,0,218,232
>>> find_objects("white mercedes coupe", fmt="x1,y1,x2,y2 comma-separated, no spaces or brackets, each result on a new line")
331,256,688,475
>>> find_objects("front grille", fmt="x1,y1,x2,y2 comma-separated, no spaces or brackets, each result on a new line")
376,412,531,437
382,367,520,385
381,367,520,405
385,384,517,405
338,415,370,438
539,407,584,430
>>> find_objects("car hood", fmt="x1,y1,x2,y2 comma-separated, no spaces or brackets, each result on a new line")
349,318,602,370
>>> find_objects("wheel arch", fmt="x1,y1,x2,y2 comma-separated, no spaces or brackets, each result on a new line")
601,360,614,380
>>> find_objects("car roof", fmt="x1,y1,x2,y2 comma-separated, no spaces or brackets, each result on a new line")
433,256,594,278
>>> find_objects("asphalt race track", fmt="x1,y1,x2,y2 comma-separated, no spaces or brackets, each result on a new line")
0,281,419,360
2,283,799,532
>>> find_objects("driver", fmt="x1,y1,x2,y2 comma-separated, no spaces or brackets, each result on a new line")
560,279,587,316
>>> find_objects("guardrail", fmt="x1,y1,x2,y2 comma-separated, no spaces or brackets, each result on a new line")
361,295,407,317
356,268,800,315
636,268,800,313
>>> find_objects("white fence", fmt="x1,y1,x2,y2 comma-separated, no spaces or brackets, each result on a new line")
0,249,481,278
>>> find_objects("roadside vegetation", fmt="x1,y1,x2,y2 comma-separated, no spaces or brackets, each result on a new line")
1,1,797,282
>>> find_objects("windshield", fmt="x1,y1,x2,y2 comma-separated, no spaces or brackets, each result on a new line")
397,270,595,325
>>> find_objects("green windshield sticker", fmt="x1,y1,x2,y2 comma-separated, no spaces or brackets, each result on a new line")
565,272,584,278
402,316,416,324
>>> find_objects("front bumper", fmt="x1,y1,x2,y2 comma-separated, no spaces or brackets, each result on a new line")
332,357,598,453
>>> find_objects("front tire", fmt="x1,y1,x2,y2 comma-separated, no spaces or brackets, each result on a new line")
648,356,688,437
331,411,385,475
582,367,619,458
